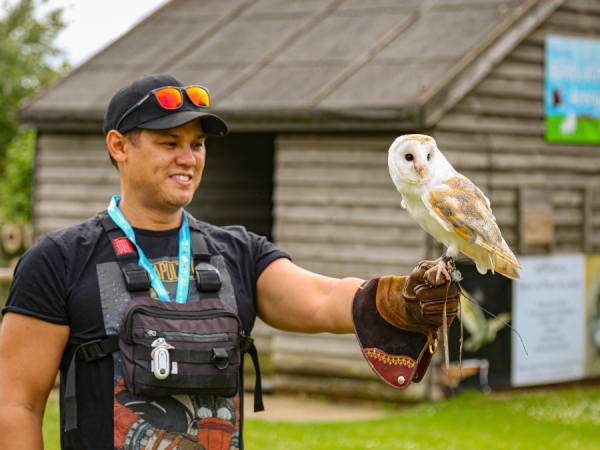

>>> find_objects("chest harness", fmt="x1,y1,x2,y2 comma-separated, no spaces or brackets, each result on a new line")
64,199,263,446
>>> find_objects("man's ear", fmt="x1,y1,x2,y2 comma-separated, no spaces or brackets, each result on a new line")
106,130,130,165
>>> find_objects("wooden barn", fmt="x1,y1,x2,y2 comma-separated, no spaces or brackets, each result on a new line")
20,0,600,400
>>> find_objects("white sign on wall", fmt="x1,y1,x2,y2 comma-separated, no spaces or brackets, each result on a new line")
511,254,586,387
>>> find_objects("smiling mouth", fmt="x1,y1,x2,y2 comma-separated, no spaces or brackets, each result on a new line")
171,175,192,182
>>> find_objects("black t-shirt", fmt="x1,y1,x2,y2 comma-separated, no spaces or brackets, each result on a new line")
3,215,288,450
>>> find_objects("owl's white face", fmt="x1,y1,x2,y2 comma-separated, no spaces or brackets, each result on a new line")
388,135,438,185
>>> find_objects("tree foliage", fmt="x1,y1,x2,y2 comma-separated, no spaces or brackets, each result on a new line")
0,0,68,223
0,128,35,224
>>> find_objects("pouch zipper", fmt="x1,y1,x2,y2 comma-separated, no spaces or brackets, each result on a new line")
124,305,242,342
144,329,229,343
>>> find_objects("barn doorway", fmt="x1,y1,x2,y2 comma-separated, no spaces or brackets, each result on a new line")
188,133,275,240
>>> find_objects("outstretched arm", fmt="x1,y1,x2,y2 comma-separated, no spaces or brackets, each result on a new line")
0,313,69,449
256,258,364,334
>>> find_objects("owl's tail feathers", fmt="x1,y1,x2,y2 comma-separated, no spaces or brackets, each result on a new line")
475,236,521,270
491,239,521,279
493,254,520,280
461,246,521,280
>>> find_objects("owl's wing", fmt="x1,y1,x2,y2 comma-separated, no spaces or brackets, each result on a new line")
422,172,521,269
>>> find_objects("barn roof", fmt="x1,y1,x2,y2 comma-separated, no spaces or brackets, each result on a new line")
21,0,565,133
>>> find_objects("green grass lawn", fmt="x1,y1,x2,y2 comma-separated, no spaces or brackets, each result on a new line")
43,387,600,449
42,395,61,450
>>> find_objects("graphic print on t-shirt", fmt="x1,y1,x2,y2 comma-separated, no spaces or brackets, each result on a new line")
97,255,240,450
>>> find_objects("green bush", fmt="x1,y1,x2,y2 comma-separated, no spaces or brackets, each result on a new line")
0,129,35,224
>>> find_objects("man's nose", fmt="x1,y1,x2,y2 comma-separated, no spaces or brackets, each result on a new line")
176,144,198,166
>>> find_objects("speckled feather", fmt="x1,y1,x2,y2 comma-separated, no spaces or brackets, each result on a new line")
388,135,521,280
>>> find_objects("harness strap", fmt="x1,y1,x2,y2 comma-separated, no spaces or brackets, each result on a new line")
100,214,152,294
186,213,222,292
65,336,120,436
246,342,265,412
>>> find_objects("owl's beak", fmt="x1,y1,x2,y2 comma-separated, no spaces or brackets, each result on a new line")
415,166,425,179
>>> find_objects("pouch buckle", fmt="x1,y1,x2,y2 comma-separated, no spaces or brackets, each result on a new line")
212,348,229,370
195,261,222,292
240,333,254,354
122,263,152,291
77,340,107,362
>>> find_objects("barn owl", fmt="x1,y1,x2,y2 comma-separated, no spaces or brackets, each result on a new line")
388,134,521,281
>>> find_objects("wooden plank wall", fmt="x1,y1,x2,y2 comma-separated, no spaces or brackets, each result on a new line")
433,0,600,255
33,133,120,239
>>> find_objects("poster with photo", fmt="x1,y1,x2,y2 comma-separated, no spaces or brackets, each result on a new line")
545,35,600,144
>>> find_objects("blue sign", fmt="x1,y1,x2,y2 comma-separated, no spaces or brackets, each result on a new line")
545,36,600,144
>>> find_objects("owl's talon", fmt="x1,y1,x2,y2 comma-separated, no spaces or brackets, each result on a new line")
424,260,451,285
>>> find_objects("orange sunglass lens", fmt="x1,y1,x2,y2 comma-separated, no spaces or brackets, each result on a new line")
155,88,182,109
187,86,210,107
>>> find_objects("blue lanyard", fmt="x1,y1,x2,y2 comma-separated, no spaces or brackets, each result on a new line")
107,196,191,303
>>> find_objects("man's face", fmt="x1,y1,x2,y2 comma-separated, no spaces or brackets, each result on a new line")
120,120,207,213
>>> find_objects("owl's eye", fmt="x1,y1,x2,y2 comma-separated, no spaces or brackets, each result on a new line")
427,154,431,161
405,154,413,161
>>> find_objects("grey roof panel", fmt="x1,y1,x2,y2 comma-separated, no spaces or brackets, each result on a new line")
26,68,149,112
162,0,247,18
375,8,505,60
434,0,516,4
88,18,211,68
170,17,306,67
244,0,332,14
218,66,342,109
168,67,242,93
274,12,412,64
319,61,453,108
339,0,422,9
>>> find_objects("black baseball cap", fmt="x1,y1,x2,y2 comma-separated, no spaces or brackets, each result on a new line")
103,74,228,137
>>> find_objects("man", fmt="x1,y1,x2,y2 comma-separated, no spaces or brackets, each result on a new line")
0,74,459,449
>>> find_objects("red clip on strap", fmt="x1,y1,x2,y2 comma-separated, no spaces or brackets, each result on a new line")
113,237,134,255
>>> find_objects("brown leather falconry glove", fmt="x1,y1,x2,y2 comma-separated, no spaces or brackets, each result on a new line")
352,259,460,390
377,260,460,352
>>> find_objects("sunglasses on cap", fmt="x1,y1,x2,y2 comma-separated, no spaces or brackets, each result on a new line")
115,85,211,131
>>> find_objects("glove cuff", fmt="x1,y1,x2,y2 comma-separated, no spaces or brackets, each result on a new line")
352,278,434,390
